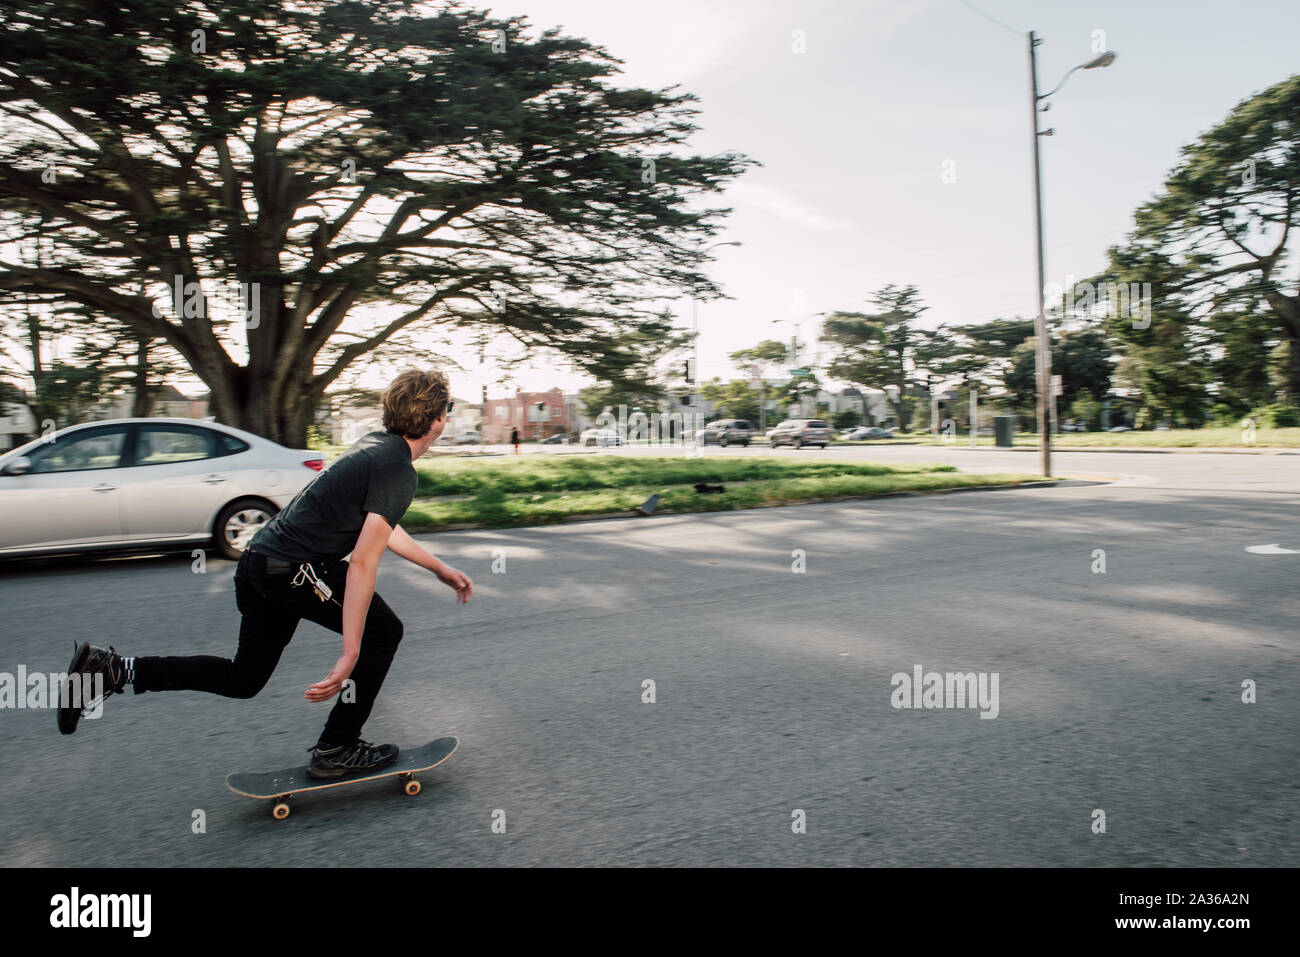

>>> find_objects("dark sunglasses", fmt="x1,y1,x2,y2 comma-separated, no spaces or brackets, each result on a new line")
445,400,455,416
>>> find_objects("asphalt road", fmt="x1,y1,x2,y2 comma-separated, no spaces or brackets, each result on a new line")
1,446,1296,866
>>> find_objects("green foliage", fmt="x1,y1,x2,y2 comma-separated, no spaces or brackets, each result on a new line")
578,311,691,418
0,379,25,406
1206,306,1282,415
821,284,944,431
305,425,331,450
1250,403,1300,428
1066,394,1103,430
26,361,113,427
832,408,861,429
1102,73,1300,417
729,340,789,367
1054,328,1114,407
699,377,761,423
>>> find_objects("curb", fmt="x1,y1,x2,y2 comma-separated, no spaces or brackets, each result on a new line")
945,445,1298,455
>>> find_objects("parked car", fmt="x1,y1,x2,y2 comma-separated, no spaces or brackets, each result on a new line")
0,418,324,561
841,426,894,440
700,419,755,447
540,433,567,444
580,428,623,447
1059,422,1087,432
768,419,832,448
453,431,483,444
1107,425,1132,432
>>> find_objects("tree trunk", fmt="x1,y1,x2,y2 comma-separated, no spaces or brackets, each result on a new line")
131,337,151,417
1289,337,1300,404
1261,289,1300,404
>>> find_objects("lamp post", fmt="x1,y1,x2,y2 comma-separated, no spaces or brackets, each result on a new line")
691,241,742,455
1028,33,1115,477
772,312,825,417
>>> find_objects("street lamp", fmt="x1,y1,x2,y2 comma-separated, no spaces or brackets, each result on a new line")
772,312,825,417
1028,33,1116,477
691,241,742,455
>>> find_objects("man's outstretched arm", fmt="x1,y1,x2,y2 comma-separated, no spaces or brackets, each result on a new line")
386,523,474,603
305,511,392,702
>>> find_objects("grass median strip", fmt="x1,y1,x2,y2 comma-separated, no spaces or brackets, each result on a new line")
833,427,1300,448
413,453,958,496
399,455,1044,530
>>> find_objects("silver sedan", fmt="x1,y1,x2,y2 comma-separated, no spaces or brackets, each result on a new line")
0,418,324,560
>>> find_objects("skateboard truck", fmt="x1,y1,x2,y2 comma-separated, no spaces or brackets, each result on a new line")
267,773,421,820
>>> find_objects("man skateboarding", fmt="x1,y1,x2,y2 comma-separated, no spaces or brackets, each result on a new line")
57,369,473,780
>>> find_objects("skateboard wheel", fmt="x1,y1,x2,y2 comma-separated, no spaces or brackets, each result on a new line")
404,779,421,796
273,802,291,820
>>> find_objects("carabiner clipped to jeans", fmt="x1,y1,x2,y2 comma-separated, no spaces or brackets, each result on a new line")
292,562,334,603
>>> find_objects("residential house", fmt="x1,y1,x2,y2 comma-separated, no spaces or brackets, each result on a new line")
482,388,572,442
0,391,37,451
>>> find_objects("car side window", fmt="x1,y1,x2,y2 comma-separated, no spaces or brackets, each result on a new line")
26,428,128,474
134,426,216,466
216,432,250,455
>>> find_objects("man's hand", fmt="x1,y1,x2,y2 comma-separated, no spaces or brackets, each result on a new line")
306,653,358,702
434,563,473,603
385,524,473,602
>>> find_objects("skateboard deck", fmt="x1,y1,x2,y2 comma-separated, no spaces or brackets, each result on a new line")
226,736,458,819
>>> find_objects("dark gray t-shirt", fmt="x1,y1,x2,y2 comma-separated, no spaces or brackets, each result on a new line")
250,431,417,564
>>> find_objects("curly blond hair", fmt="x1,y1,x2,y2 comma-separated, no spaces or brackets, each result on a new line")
382,369,450,438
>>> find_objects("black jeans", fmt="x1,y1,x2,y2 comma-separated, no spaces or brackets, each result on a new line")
132,548,405,746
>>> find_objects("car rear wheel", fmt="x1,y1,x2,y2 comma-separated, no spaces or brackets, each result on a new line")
214,498,279,561
721,436,729,447
793,438,802,449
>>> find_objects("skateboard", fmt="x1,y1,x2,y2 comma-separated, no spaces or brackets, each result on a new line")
225,736,458,820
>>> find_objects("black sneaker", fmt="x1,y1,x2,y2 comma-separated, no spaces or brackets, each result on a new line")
306,739,399,779
58,642,127,735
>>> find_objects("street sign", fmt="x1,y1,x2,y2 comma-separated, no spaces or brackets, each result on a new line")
1051,374,1063,397
789,368,810,377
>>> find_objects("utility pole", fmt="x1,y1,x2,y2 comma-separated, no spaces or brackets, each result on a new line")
691,296,699,456
1028,30,1051,477
1027,33,1117,477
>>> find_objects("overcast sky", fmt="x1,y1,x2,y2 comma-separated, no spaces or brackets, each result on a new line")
163,0,1300,404
421,0,1298,402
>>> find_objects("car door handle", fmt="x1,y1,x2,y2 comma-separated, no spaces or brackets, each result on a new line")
92,483,115,493
202,474,227,484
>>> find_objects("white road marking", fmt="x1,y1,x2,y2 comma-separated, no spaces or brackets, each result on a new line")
1245,544,1300,554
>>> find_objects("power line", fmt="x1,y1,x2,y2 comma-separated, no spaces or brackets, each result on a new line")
956,0,1022,37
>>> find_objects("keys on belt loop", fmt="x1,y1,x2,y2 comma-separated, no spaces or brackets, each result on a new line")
292,562,333,602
